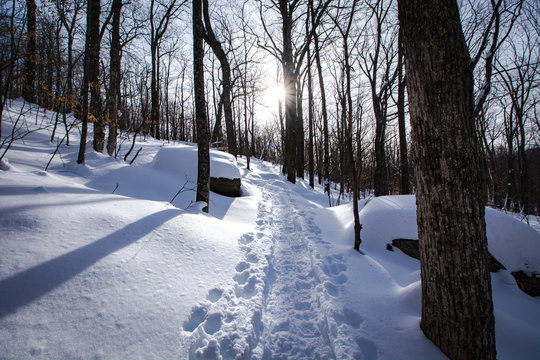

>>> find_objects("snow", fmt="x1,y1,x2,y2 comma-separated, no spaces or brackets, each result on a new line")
1,99,540,359
151,145,242,180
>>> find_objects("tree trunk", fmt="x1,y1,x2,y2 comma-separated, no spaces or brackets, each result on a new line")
106,0,122,156
150,41,160,140
193,0,210,213
22,0,36,103
397,31,410,194
516,110,529,214
77,0,100,163
89,0,103,152
373,105,388,196
296,79,304,178
202,0,237,158
342,1,361,250
307,23,315,189
314,30,330,196
399,1,496,359
280,0,296,183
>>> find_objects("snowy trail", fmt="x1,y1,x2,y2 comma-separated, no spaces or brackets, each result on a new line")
256,184,336,359
181,175,366,359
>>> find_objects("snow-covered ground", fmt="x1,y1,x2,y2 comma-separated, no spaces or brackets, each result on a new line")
1,99,540,359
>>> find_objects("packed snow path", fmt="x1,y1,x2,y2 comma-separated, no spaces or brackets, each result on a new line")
181,176,369,359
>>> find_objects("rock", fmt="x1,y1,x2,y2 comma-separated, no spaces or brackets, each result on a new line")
390,238,506,272
210,177,241,197
511,271,540,297
391,239,420,260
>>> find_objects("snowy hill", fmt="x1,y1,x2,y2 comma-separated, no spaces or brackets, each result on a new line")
1,99,540,359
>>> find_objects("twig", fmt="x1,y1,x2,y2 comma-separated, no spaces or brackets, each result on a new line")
170,177,194,203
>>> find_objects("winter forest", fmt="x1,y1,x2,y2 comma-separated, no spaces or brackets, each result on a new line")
1,0,540,359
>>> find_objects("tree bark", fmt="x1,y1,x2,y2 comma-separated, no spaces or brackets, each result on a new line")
399,1,496,359
307,18,315,189
22,0,36,103
193,0,210,213
77,0,100,163
202,0,237,158
280,0,296,184
106,0,122,156
296,78,304,178
342,0,361,251
89,0,103,152
313,30,330,196
397,30,410,194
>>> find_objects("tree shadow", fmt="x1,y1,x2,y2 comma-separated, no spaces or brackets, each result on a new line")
0,208,180,318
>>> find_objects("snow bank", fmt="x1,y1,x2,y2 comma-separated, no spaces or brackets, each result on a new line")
151,145,241,180
486,207,540,273
354,195,540,274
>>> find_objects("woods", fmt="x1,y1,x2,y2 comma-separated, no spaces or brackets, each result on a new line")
1,0,539,356
1,0,538,214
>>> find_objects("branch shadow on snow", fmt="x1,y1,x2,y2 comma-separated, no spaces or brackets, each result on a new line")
0,208,180,319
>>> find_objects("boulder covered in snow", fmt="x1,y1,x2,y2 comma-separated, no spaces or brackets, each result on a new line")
151,145,242,196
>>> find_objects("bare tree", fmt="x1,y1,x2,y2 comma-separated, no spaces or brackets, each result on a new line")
149,0,185,140
399,0,496,358
77,0,101,164
258,0,331,183
106,0,123,156
495,20,539,214
193,0,210,212
22,0,36,103
396,29,409,194
357,0,398,197
56,0,84,113
332,0,362,251
201,0,238,158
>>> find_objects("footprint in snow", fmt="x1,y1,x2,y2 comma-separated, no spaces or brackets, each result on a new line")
183,305,208,332
206,288,223,303
203,312,222,335
234,275,260,299
233,270,250,285
235,261,250,272
246,253,258,263
238,233,254,244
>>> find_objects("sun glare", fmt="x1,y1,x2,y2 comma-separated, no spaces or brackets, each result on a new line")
262,83,285,109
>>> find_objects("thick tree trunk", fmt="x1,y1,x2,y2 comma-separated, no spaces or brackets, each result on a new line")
193,0,210,213
106,0,122,156
399,1,496,359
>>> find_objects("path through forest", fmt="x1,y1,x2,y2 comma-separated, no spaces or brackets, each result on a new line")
181,170,370,359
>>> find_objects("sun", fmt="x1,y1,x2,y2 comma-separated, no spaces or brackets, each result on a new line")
261,83,285,110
